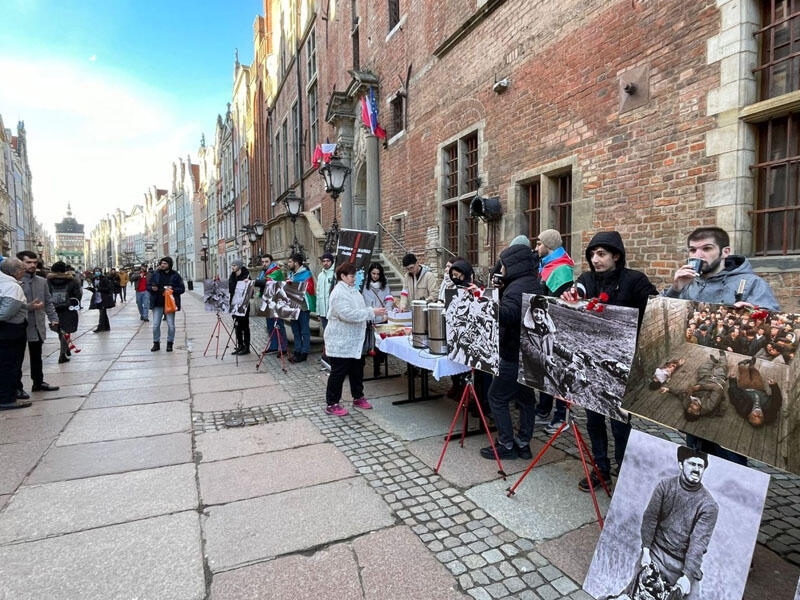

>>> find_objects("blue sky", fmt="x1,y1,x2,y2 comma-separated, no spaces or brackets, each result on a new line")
0,0,263,235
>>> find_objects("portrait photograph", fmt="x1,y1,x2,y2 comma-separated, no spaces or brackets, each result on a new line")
203,279,230,313
517,293,639,422
230,279,254,317
444,287,499,375
584,430,769,600
622,296,800,475
258,280,308,320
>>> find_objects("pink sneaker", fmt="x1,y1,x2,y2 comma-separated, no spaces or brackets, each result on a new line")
325,403,349,416
353,397,373,410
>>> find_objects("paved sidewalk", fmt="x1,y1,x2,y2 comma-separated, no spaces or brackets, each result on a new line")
0,291,798,599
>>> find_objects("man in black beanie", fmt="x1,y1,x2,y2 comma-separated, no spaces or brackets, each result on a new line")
148,256,185,352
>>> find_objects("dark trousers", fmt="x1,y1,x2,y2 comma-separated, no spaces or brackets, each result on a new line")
585,409,631,474
234,315,250,350
535,392,567,422
97,307,110,330
58,330,70,358
488,358,536,447
18,339,43,390
325,356,365,406
1,337,26,403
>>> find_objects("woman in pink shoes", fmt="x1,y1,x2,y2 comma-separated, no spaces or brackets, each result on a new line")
323,262,386,416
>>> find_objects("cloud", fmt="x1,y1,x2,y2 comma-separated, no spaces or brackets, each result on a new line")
0,55,205,235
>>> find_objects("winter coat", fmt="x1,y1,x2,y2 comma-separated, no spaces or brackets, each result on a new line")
47,273,83,310
87,274,115,310
575,231,658,325
362,281,394,324
316,266,335,318
0,271,27,340
663,255,779,311
323,280,375,358
397,265,439,310
148,269,186,310
497,244,544,362
109,272,122,293
20,272,58,342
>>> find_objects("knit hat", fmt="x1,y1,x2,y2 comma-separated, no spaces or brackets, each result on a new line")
319,252,334,262
50,261,67,273
529,295,550,312
231,259,244,268
537,229,563,251
509,235,531,248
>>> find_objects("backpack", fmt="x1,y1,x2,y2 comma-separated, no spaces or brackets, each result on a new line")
50,287,69,310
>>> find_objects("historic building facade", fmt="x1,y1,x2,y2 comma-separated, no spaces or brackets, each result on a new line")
54,204,85,271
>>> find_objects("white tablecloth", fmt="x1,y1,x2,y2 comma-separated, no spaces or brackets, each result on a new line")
375,335,471,380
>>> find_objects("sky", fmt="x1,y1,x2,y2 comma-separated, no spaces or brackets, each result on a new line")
0,0,263,237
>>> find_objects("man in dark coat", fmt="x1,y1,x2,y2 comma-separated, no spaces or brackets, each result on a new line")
728,358,782,427
562,231,657,492
228,259,252,355
148,256,185,352
479,243,544,461
47,261,83,363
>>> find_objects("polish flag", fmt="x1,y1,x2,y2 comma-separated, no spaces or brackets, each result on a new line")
312,143,338,169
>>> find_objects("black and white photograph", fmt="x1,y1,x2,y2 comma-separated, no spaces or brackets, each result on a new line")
444,287,499,375
517,293,640,422
258,280,308,320
584,430,769,600
230,279,254,317
203,279,230,313
622,296,800,474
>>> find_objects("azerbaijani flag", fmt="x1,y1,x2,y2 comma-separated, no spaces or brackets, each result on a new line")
360,87,387,140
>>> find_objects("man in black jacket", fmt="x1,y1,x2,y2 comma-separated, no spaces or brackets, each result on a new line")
562,231,657,491
480,243,544,460
228,259,252,355
148,256,185,352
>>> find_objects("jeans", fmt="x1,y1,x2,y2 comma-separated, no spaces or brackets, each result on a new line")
585,409,631,474
290,311,311,355
487,358,536,447
1,336,26,403
325,356,364,405
18,340,43,389
136,291,150,318
96,307,110,331
536,392,567,422
266,318,288,351
151,306,176,343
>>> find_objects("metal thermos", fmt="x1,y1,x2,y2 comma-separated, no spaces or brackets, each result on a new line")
427,303,447,355
411,300,428,348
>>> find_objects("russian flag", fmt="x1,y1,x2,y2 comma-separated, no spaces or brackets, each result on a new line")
361,87,387,140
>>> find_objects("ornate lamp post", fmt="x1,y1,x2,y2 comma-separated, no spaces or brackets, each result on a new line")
319,156,351,253
36,241,43,259
200,232,209,279
239,222,265,267
283,190,304,256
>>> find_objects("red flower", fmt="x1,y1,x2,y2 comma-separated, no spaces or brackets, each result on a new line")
598,292,609,303
595,305,605,313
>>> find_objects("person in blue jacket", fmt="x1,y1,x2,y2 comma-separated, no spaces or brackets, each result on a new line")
148,256,185,353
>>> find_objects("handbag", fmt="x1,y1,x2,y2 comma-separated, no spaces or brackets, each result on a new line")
362,322,375,356
164,288,177,314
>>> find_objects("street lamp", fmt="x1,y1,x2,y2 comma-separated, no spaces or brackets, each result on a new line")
283,190,304,256
200,232,209,280
319,156,351,253
36,241,43,259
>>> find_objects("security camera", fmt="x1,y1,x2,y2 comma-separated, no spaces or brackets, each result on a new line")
493,78,510,93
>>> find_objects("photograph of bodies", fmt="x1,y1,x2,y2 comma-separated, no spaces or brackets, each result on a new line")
623,296,800,474
517,293,639,422
230,280,254,317
203,279,230,313
444,288,499,375
584,430,769,600
258,280,308,320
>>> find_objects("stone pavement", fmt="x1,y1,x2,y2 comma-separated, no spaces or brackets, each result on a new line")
0,290,799,599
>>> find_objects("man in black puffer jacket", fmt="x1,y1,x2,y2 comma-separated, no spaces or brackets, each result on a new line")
562,230,657,491
480,243,545,461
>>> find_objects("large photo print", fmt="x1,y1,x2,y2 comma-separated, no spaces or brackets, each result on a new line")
584,430,769,600
203,279,230,313
622,296,800,474
444,288,499,375
258,280,308,320
517,293,640,421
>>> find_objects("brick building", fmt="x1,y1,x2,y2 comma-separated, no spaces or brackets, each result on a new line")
255,0,799,308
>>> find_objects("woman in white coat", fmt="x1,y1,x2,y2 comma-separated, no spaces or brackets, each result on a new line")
324,262,386,416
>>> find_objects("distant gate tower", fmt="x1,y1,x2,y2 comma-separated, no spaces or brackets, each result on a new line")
54,204,85,271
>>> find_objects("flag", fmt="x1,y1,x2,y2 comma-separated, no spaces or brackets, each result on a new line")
312,143,338,169
360,87,387,140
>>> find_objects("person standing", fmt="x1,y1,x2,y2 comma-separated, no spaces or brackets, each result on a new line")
16,251,59,394
130,264,150,321
316,252,336,367
109,268,123,304
480,243,542,460
118,268,129,302
254,254,288,354
47,261,83,364
323,262,386,416
87,267,114,332
286,252,315,363
664,226,780,465
149,256,185,352
533,229,576,434
396,252,439,310
228,259,251,355
561,231,658,491
362,261,395,377
0,257,32,409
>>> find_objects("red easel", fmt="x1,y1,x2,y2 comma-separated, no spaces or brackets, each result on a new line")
506,401,611,528
256,324,288,373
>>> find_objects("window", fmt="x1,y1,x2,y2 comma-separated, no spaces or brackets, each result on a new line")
292,102,302,181
552,173,573,251
351,1,360,69
389,94,405,138
523,181,541,245
308,83,318,160
306,29,317,82
282,119,289,193
751,0,800,255
441,130,481,263
273,131,282,197
388,0,400,31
